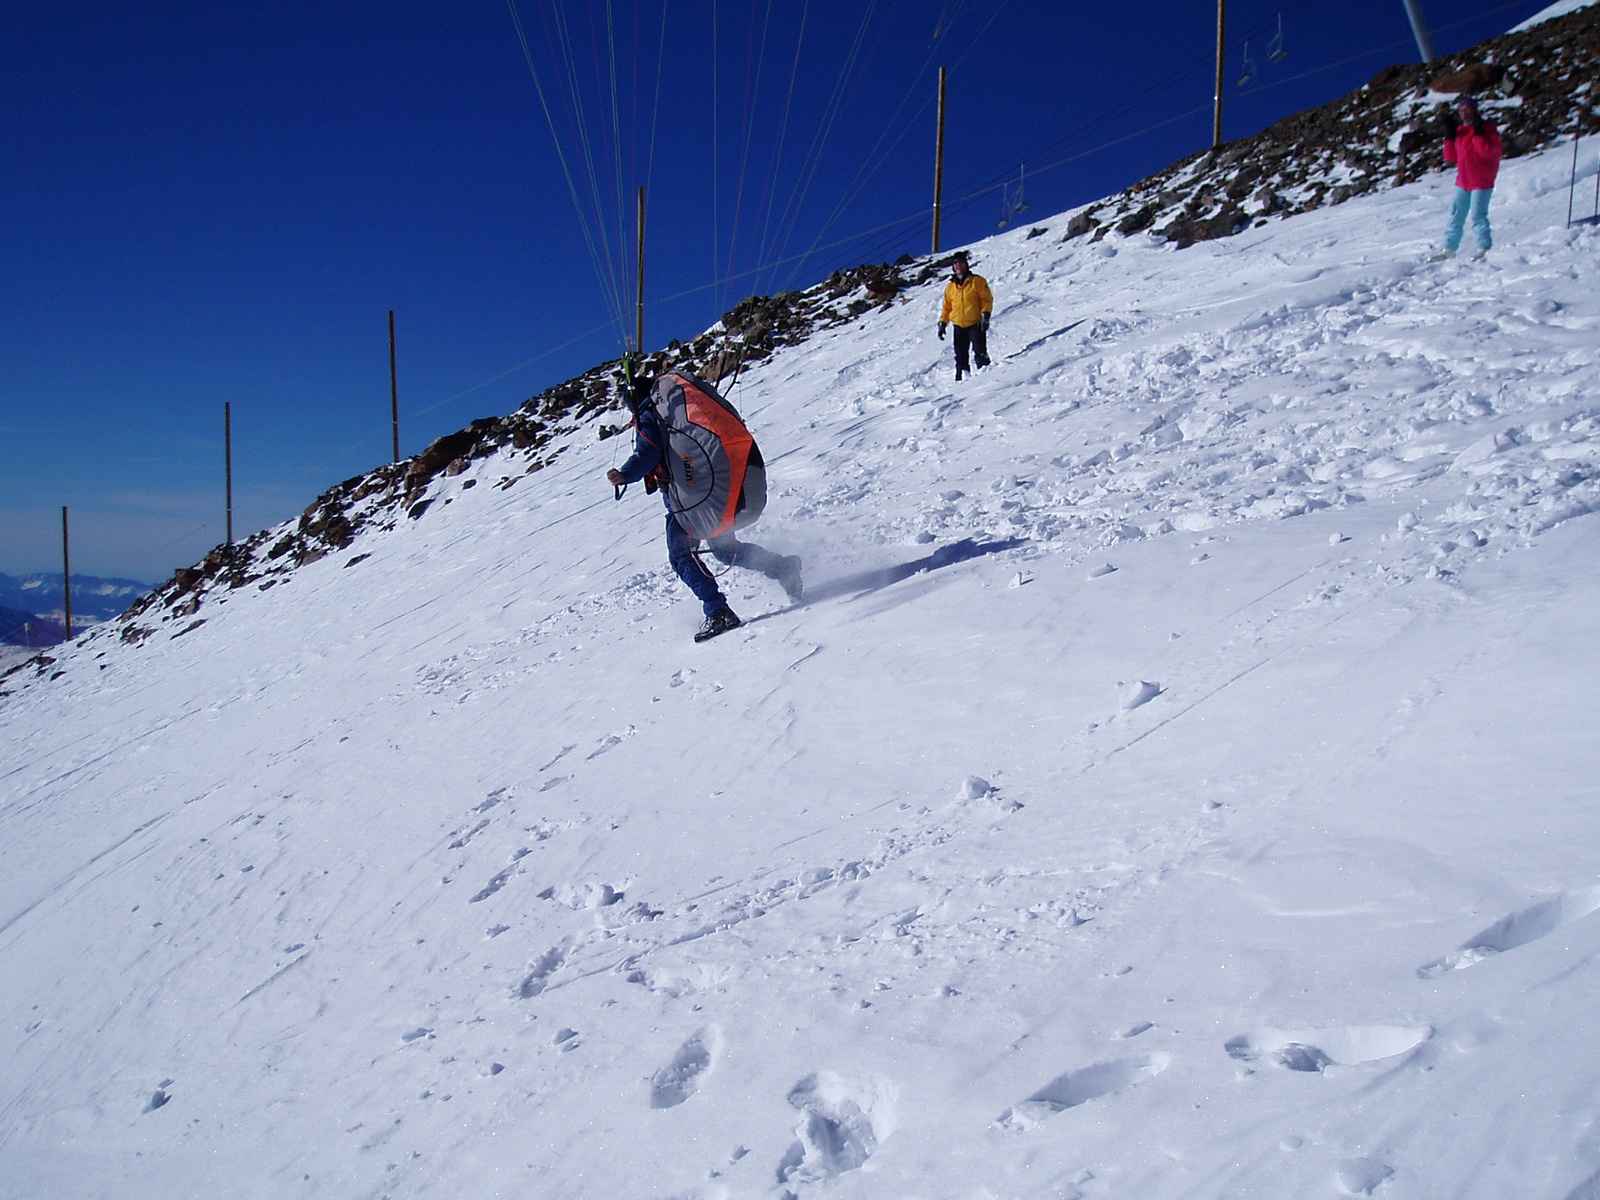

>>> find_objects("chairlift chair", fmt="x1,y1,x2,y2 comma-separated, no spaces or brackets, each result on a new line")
1267,12,1288,62
1238,41,1257,88
997,164,1031,228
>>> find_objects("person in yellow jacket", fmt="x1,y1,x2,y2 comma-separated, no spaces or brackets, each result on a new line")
937,251,993,381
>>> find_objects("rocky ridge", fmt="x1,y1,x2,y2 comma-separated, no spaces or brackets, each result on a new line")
10,5,1600,671
1065,5,1600,247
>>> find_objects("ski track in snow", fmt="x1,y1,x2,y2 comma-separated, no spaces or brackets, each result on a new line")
3,145,1600,1199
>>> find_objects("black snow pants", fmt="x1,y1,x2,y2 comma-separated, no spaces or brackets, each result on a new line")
953,322,989,374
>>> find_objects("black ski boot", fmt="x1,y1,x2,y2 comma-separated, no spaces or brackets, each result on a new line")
776,555,805,605
955,366,965,381
694,607,743,642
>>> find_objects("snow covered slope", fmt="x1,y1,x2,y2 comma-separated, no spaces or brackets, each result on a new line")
1513,0,1598,33
4,145,1600,1200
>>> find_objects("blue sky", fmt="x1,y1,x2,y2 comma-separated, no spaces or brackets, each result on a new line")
0,0,1548,583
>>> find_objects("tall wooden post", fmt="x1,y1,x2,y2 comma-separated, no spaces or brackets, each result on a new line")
61,506,72,640
388,311,400,462
1570,136,1582,228
636,185,646,357
1213,0,1227,148
224,401,234,551
932,67,948,254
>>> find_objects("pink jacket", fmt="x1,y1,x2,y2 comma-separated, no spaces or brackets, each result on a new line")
1444,120,1502,191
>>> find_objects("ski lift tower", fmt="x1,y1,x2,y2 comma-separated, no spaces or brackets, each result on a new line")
1213,0,1227,148
1401,0,1435,62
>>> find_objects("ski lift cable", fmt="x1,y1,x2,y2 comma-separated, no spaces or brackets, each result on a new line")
260,198,928,503
844,98,1214,268
271,0,1536,510
786,12,973,259
1235,0,1531,99
941,0,1521,235
944,0,1325,207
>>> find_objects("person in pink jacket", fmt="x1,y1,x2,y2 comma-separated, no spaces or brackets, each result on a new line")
1433,94,1502,260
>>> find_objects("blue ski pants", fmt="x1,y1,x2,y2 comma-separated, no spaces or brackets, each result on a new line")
1444,186,1493,252
665,512,788,615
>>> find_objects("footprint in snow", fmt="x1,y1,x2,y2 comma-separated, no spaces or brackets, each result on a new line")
585,726,636,760
1119,680,1161,710
649,1027,719,1109
473,786,511,813
1417,885,1600,978
1336,1157,1394,1195
469,864,517,903
996,1054,1169,1131
1087,563,1117,579
776,1071,897,1187
515,944,568,999
143,1081,174,1113
1225,1025,1430,1072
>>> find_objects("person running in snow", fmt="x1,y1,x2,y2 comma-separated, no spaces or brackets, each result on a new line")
937,251,993,381
606,374,803,642
1431,94,1502,261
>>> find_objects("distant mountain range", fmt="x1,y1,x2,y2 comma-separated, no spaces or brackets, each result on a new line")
0,605,65,649
0,573,152,646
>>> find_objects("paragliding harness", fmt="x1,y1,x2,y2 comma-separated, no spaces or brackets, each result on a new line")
616,360,767,544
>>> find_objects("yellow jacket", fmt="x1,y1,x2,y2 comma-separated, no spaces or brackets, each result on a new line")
940,273,993,328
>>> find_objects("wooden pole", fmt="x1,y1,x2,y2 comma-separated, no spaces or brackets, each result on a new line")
61,506,72,640
1213,0,1227,149
1570,135,1581,228
932,67,948,254
636,185,646,357
224,401,234,551
388,311,400,462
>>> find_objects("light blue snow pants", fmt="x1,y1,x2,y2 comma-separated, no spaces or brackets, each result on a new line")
1444,186,1493,252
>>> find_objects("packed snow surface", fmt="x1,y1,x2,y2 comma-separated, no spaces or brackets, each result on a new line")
1510,0,1597,32
5,146,1600,1200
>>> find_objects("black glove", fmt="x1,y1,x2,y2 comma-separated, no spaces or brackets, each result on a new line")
937,322,947,340
981,313,991,333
